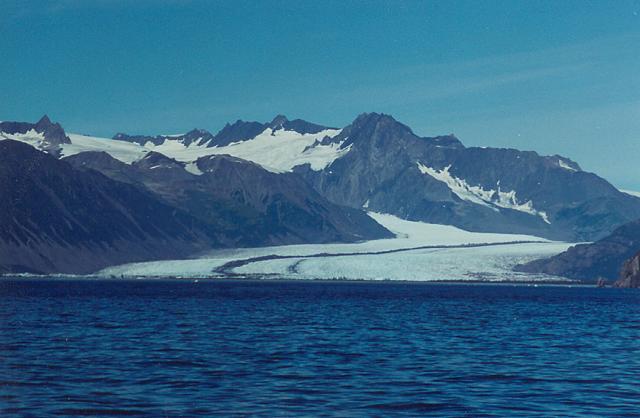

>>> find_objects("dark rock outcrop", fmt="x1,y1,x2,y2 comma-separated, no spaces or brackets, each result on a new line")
113,129,214,147
0,115,71,154
207,115,334,147
515,219,640,280
614,252,640,288
209,120,268,147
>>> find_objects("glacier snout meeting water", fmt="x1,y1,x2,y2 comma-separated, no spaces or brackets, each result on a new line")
100,213,573,281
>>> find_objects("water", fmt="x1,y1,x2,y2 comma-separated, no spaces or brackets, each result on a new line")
1,279,639,417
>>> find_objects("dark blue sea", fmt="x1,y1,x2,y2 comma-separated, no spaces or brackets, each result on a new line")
1,279,639,417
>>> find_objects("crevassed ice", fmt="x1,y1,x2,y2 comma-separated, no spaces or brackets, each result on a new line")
418,162,550,224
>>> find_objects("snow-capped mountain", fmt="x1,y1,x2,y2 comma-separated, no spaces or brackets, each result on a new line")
295,113,640,241
0,114,395,273
3,113,640,246
0,140,219,274
0,115,70,155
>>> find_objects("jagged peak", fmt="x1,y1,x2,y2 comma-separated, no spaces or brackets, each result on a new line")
184,128,213,138
269,114,288,129
348,112,415,137
36,114,52,126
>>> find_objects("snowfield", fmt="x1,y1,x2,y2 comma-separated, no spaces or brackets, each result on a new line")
6,126,350,174
417,162,550,223
147,127,346,173
62,134,150,163
99,213,573,281
56,128,347,173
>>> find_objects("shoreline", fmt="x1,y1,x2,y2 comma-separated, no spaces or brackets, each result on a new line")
0,274,591,287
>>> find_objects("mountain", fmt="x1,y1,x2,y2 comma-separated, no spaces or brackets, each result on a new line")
294,113,640,241
0,115,70,154
0,140,219,274
113,128,215,147
614,252,640,288
112,115,335,149
5,113,639,244
64,150,392,247
515,219,640,281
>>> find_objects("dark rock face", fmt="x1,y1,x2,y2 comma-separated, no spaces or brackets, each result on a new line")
0,140,219,274
296,112,640,241
113,129,214,147
65,151,392,249
207,115,334,147
209,120,268,147
0,115,71,151
615,252,640,288
269,115,333,135
515,219,640,280
114,115,333,149
112,133,160,146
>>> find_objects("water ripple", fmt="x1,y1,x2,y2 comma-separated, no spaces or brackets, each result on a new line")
1,279,640,416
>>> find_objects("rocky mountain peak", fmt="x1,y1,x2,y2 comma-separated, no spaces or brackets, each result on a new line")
182,128,214,146
35,114,52,128
209,119,267,147
0,115,70,146
351,112,413,134
269,114,289,130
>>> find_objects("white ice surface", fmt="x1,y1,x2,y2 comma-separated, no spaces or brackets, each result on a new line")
99,212,570,281
58,128,347,173
151,127,346,173
235,242,573,281
61,134,150,164
1,130,47,147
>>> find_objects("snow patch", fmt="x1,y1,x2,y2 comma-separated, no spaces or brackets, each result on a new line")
203,128,347,172
557,159,577,172
417,162,550,223
1,129,46,146
184,161,203,175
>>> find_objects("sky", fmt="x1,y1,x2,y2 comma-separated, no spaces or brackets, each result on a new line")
1,0,639,188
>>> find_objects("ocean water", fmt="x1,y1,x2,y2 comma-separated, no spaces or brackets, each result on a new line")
1,279,639,417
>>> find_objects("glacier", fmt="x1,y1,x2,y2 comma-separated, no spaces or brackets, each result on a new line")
99,212,572,281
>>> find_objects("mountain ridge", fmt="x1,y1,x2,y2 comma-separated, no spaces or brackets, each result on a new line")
3,113,640,245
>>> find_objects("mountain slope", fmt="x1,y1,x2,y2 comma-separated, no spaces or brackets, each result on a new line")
6,113,639,243
0,140,219,274
615,252,640,288
515,219,640,281
294,113,640,241
64,151,392,247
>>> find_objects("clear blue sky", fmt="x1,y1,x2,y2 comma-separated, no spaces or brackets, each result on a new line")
2,0,639,188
